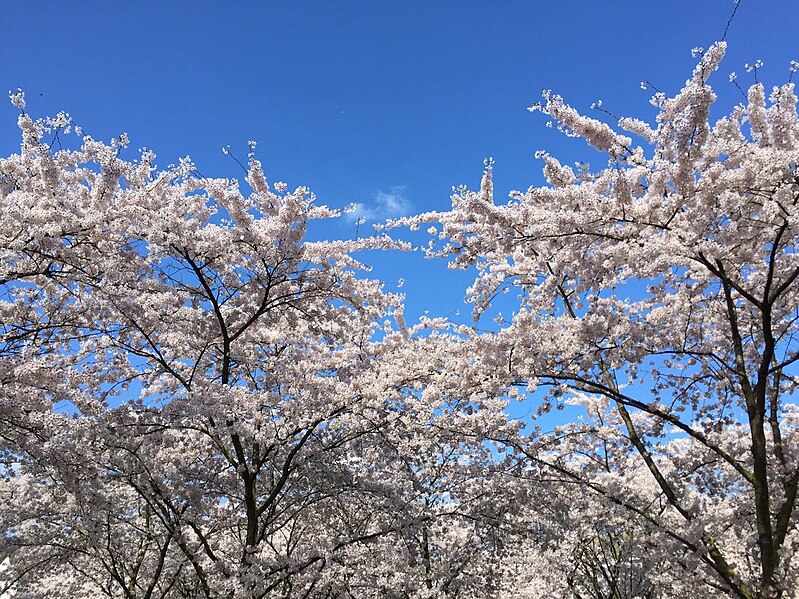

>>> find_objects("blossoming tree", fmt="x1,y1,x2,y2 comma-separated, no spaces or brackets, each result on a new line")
0,94,516,598
397,42,799,598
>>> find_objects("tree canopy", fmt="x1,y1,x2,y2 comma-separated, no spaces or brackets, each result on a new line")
2,39,799,599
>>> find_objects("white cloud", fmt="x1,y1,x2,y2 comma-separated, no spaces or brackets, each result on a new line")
346,186,413,223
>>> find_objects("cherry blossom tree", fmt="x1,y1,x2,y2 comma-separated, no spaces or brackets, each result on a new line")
396,42,799,598
0,95,517,598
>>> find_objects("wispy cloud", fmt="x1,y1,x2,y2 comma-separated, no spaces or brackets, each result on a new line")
345,186,413,223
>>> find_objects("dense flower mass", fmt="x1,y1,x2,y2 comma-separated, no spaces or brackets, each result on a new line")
0,96,517,598
2,39,799,598
390,40,799,599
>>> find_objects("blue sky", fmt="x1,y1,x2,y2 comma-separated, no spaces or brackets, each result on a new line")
2,0,799,324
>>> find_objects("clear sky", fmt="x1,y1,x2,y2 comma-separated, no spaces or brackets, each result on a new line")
2,0,798,323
